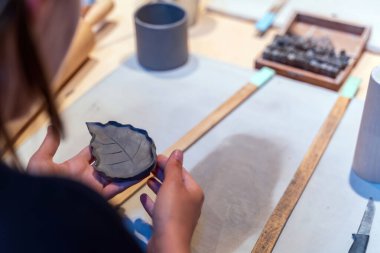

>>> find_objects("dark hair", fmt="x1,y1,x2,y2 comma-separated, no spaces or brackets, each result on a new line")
0,0,63,167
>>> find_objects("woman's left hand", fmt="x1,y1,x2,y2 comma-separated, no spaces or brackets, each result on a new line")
27,126,140,200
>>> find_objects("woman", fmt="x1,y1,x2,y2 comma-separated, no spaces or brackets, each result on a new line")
0,0,204,252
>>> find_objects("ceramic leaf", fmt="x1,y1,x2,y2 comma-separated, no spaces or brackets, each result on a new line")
86,121,157,180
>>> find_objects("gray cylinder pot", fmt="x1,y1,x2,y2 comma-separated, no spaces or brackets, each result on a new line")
135,3,189,71
352,66,380,183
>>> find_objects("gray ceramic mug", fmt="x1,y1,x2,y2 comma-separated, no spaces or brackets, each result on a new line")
135,3,188,71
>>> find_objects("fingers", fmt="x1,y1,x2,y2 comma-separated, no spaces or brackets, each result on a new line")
147,177,161,194
152,155,168,182
183,169,203,198
164,150,184,182
140,193,155,217
102,179,141,200
157,155,169,168
76,146,94,163
93,170,111,187
182,168,196,187
34,126,60,159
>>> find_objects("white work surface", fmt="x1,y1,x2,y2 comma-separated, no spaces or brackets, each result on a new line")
206,0,277,21
117,60,340,252
18,55,377,252
184,76,339,252
273,0,380,53
274,99,380,253
17,55,252,164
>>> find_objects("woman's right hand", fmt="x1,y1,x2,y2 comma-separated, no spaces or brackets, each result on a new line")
140,150,204,253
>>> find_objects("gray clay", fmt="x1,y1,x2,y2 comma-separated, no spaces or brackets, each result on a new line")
86,121,157,180
263,34,350,78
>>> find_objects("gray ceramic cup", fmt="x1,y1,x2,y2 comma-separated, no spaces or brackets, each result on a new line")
135,3,188,71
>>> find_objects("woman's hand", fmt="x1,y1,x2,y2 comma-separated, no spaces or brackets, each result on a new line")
140,150,204,253
27,126,140,199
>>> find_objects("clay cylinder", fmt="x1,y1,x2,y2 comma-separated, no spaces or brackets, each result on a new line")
135,3,188,71
352,66,380,183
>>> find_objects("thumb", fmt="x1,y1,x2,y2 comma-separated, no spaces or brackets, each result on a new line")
164,150,184,182
34,126,60,159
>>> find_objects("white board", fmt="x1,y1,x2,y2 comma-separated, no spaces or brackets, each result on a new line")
184,75,337,252
112,64,339,252
273,99,380,253
274,0,380,53
206,0,277,22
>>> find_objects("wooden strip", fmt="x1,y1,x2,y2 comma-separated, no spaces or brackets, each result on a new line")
251,96,351,253
110,83,259,206
165,83,259,154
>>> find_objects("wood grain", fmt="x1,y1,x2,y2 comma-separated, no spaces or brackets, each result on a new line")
110,83,259,206
251,96,351,253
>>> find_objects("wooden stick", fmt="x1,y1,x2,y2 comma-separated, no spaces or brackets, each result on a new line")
110,83,260,206
251,96,353,253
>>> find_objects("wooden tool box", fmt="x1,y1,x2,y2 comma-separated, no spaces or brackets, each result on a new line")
256,12,370,91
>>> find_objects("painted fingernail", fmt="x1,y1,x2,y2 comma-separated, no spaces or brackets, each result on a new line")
173,149,183,163
140,193,147,203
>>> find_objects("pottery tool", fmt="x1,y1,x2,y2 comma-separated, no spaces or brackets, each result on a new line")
110,67,275,206
0,0,114,158
251,76,361,253
262,34,350,78
255,0,287,37
348,198,375,253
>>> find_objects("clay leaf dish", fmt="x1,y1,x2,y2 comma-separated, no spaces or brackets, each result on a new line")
86,121,157,180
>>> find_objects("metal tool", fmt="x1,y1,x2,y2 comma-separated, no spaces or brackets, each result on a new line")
349,198,375,253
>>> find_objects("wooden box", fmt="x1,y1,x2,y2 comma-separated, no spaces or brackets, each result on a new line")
255,12,370,91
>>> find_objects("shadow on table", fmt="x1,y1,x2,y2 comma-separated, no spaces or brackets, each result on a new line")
190,134,283,253
95,22,135,52
122,54,199,79
189,14,217,38
349,170,380,201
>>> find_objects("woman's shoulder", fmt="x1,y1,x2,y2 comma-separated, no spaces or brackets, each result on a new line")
0,161,107,210
0,162,142,253
0,161,118,226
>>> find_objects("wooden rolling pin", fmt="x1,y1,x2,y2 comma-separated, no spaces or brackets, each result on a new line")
53,0,114,89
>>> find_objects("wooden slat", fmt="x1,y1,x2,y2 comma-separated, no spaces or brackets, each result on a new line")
110,83,259,206
251,96,351,253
